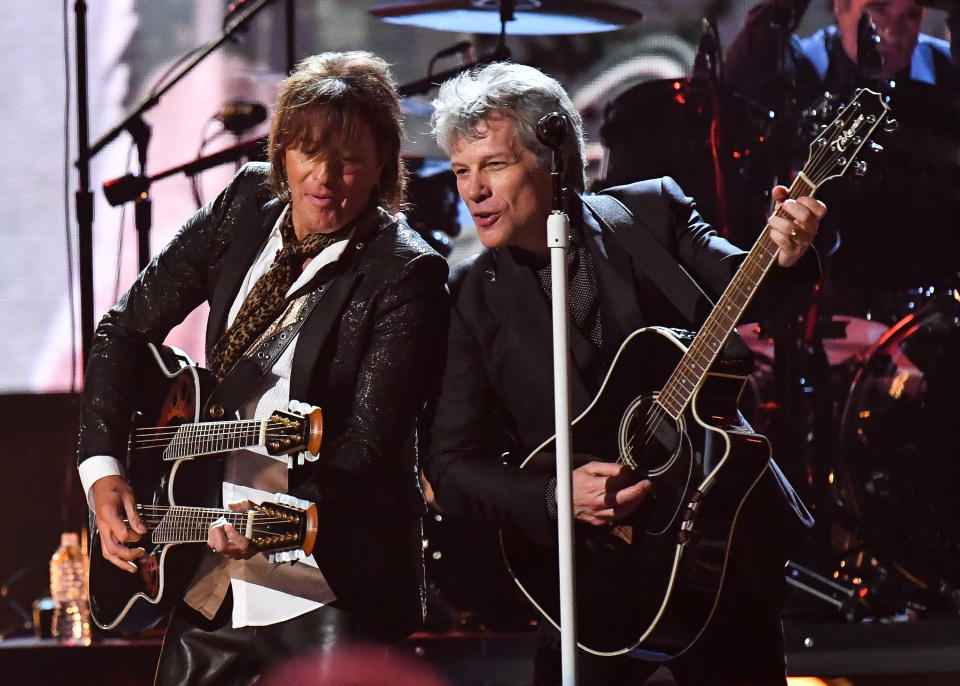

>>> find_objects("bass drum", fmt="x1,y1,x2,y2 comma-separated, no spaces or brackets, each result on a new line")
834,292,960,596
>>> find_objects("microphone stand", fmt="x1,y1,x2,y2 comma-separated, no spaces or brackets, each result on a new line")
73,0,281,367
128,115,153,270
541,114,579,686
102,136,267,207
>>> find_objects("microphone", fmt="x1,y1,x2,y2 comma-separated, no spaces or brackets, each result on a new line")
855,10,884,83
693,16,722,81
536,112,568,150
217,99,267,134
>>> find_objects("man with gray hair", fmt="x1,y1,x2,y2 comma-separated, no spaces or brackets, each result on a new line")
424,62,825,685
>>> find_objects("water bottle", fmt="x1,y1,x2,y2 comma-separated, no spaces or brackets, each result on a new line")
49,532,92,645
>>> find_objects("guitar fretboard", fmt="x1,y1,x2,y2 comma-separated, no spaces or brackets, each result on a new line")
141,506,252,544
656,175,816,420
161,419,267,461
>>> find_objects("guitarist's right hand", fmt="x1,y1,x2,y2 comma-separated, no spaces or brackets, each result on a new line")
91,475,147,573
570,461,653,527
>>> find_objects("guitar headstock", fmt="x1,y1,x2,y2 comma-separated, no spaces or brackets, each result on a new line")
265,406,324,457
248,500,319,556
803,88,893,188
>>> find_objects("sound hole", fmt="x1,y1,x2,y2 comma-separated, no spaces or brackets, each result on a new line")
619,394,682,475
620,393,693,536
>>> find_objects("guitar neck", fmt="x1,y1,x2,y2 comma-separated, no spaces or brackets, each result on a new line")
657,174,818,420
131,418,270,462
137,505,252,545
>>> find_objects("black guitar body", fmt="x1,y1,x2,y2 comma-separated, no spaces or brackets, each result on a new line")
500,327,772,659
89,344,223,632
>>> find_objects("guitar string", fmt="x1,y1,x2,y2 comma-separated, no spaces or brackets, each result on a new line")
131,421,310,450
135,521,298,536
132,433,307,449
133,433,303,444
133,419,302,437
136,518,295,528
135,505,298,521
135,510,296,522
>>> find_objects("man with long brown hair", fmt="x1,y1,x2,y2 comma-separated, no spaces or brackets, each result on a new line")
78,51,448,685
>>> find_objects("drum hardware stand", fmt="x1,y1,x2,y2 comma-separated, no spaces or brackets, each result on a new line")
785,560,862,621
786,555,911,622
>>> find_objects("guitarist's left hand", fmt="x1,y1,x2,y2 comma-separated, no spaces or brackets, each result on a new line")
768,185,827,268
208,501,259,560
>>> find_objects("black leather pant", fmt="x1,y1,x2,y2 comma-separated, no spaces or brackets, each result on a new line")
154,592,382,686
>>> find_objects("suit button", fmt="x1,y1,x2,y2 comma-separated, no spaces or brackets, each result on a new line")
209,404,225,419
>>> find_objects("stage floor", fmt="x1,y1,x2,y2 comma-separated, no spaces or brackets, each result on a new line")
3,619,960,685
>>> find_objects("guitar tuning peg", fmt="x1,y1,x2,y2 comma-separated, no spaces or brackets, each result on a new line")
869,141,884,153
882,117,898,133
853,160,868,176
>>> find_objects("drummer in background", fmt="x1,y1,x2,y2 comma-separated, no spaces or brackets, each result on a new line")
726,0,960,320
726,0,960,109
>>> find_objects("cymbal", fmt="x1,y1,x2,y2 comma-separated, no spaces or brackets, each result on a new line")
369,0,642,35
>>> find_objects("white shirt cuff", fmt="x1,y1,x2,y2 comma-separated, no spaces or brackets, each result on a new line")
78,455,124,509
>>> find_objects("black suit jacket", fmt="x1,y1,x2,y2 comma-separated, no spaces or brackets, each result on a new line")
424,177,814,596
78,163,449,636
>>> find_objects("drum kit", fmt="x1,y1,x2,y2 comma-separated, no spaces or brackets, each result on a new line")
369,0,960,625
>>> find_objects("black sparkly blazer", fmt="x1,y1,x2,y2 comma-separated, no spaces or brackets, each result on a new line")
78,162,449,636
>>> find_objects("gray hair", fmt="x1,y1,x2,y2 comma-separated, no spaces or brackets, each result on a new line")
430,62,586,193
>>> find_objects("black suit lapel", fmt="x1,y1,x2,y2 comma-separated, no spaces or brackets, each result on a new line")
205,199,285,352
581,205,645,353
288,209,391,400
492,248,595,415
289,265,360,403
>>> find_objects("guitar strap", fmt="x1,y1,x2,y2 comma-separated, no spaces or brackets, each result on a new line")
580,192,714,327
202,283,329,420
581,191,753,362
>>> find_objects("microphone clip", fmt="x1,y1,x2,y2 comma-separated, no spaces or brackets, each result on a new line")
536,112,569,212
